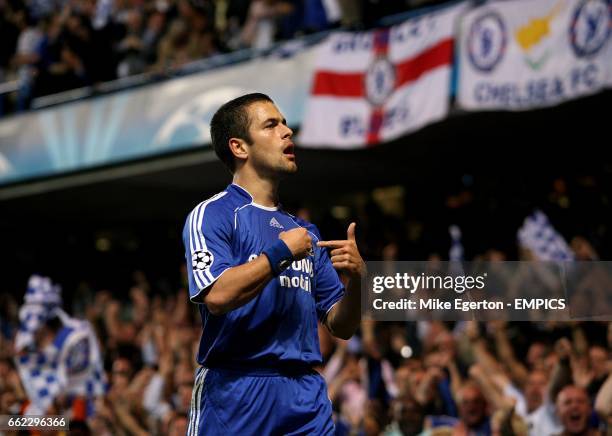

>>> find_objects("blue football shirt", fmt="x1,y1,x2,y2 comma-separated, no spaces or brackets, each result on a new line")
183,183,345,370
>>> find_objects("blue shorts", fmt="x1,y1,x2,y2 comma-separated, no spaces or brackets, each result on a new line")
187,366,335,436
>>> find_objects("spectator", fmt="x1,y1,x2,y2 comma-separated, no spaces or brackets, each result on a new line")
12,9,43,109
155,19,192,70
116,8,147,77
383,392,426,435
239,0,294,49
178,0,218,59
167,412,188,436
0,0,20,110
454,383,491,435
224,0,251,47
141,10,166,65
35,13,73,96
595,371,612,429
556,385,601,436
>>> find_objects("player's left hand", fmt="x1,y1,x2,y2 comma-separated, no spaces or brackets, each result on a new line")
317,222,365,280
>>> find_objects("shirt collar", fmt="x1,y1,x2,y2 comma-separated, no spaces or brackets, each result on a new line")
229,183,280,211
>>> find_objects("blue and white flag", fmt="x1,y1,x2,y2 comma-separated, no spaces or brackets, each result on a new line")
15,275,62,352
15,276,107,416
23,274,62,306
517,210,574,261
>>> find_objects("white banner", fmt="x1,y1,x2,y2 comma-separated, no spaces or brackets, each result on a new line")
298,4,465,148
457,0,612,110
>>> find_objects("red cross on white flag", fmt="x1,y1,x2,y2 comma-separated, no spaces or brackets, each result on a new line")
299,3,464,148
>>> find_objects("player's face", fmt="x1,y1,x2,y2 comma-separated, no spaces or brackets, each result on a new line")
245,101,296,177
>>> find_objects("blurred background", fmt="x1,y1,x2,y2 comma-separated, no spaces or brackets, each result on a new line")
1,0,612,434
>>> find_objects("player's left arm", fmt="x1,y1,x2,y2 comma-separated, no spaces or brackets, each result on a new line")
317,223,365,340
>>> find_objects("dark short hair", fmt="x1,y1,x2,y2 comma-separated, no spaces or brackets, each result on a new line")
210,93,273,173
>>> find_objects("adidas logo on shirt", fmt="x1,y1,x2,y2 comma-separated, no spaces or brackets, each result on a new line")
269,217,284,229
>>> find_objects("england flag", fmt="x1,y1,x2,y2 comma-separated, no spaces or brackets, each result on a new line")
299,3,465,148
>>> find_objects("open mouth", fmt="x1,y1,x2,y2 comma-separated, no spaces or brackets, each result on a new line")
567,413,583,427
283,143,295,158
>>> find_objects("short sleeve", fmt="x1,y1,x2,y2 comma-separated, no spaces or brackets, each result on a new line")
312,227,345,321
183,198,234,303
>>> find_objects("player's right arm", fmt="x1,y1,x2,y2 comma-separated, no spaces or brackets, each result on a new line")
183,203,311,315
202,229,311,315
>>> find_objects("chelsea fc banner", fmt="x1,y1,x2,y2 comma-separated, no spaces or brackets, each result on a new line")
457,0,612,110
299,3,465,148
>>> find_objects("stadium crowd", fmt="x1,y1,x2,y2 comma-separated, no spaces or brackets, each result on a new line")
0,0,440,113
1,174,611,435
1,278,611,435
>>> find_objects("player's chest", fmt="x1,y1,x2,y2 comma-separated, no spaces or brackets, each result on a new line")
236,212,297,253
235,212,317,286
